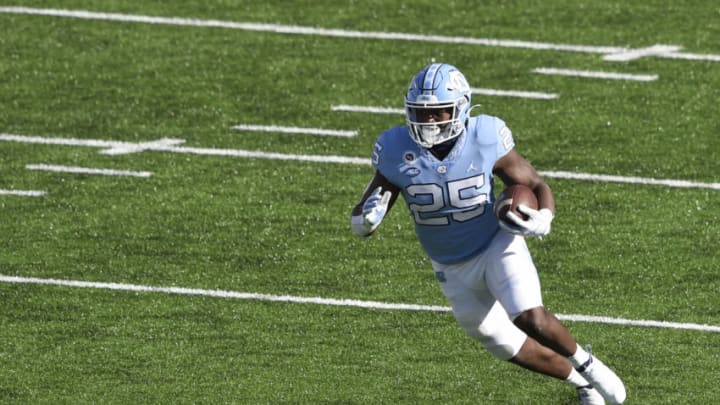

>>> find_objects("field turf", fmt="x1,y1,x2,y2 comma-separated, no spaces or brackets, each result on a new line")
1,1,719,403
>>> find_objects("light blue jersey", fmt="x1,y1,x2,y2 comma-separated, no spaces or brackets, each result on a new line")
372,114,515,264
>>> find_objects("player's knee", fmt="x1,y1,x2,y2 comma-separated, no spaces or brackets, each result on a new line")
455,312,525,361
513,306,551,337
482,341,520,360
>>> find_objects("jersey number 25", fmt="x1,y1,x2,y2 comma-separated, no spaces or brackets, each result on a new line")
406,174,488,226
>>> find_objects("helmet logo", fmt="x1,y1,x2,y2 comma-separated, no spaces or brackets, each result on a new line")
447,71,470,93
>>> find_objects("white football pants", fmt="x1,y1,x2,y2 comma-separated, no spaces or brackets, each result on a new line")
431,231,543,360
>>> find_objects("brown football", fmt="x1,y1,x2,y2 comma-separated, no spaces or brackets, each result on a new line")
494,184,538,223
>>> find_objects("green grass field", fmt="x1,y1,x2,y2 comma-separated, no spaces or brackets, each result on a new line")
1,1,719,403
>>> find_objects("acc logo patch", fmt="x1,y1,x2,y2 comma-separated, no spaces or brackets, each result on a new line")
403,151,416,163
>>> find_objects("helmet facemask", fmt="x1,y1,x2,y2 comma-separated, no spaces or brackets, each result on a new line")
406,96,468,148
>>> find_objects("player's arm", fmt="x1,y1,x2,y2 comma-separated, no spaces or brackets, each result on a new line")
350,170,401,237
493,149,554,213
493,149,555,237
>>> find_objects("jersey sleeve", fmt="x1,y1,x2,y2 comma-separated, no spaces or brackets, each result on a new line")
369,126,417,189
370,128,399,178
371,139,383,170
495,118,515,159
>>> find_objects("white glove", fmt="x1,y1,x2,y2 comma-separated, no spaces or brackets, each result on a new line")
499,205,554,238
351,187,391,236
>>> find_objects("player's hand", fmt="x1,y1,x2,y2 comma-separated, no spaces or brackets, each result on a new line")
351,187,391,236
362,187,391,227
502,205,554,238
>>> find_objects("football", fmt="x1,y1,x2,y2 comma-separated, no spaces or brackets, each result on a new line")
494,184,538,223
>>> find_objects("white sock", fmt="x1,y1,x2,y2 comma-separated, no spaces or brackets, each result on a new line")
565,368,590,388
568,343,591,369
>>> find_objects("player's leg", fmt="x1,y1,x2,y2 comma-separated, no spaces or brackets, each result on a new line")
513,306,576,356
509,334,573,377
482,231,577,354
509,337,606,405
484,231,626,404
440,280,604,405
432,258,599,398
569,345,627,404
432,259,523,360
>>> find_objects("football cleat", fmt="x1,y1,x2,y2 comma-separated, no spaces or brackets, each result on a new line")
577,385,605,405
576,355,626,404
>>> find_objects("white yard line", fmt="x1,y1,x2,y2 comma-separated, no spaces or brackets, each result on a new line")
231,124,358,137
0,133,368,163
26,164,153,178
1,274,718,333
2,133,719,190
602,45,683,62
332,105,405,115
532,67,659,82
0,189,46,197
539,170,719,189
1,6,719,62
165,144,369,164
471,87,559,99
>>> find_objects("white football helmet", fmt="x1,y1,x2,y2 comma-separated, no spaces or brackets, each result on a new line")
405,63,472,148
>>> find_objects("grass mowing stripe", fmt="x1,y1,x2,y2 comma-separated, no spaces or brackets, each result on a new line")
2,274,718,333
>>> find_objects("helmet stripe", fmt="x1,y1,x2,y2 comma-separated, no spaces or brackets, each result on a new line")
422,63,444,93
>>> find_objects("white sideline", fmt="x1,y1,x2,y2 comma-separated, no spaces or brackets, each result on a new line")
1,274,718,333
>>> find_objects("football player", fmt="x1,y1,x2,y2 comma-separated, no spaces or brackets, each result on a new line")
351,63,626,405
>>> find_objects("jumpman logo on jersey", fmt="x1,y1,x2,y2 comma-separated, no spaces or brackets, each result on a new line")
466,161,478,173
